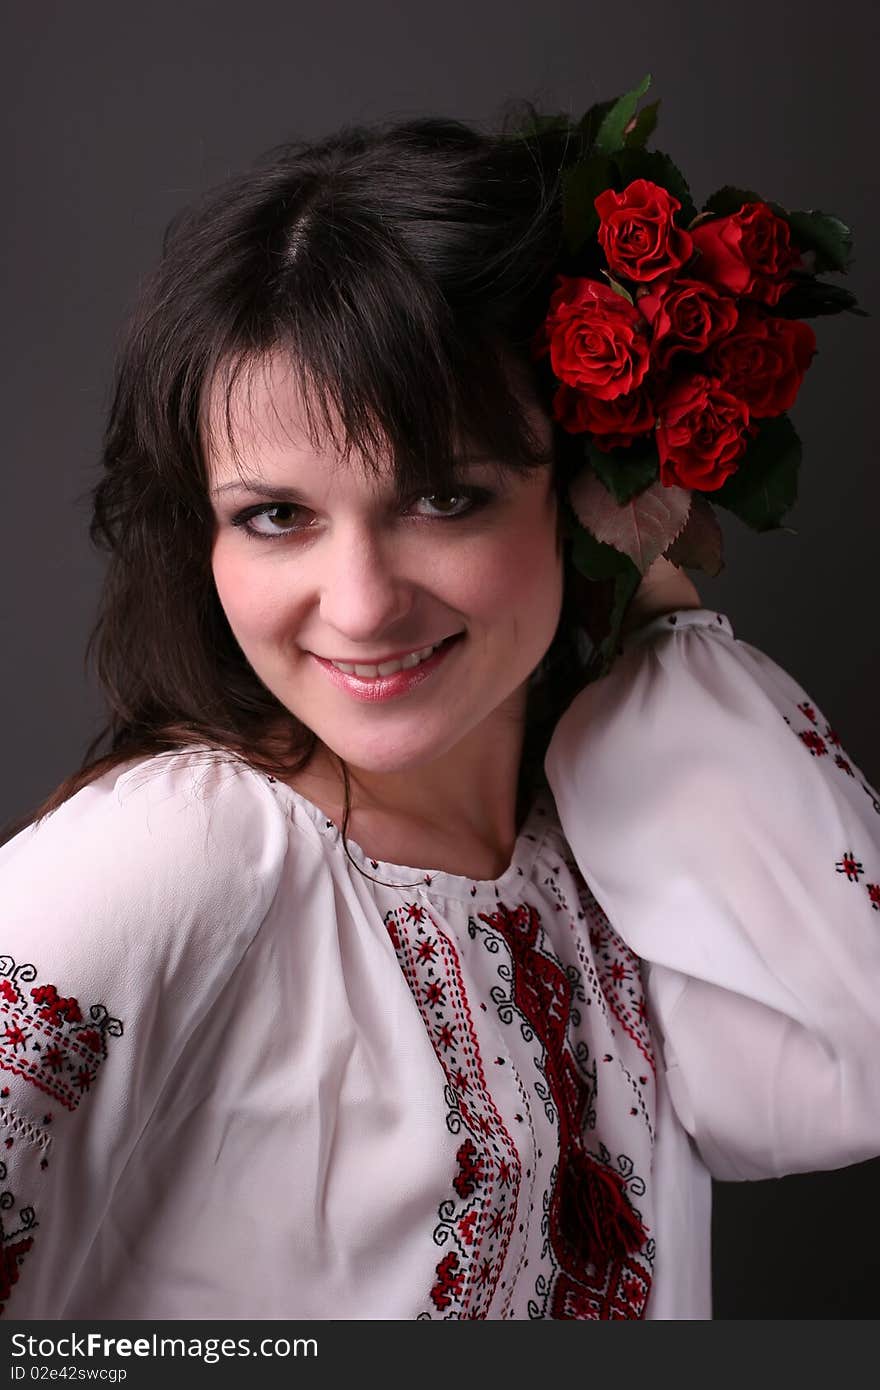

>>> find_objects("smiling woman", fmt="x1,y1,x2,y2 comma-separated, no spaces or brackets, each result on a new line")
29,109,592,864
1,104,878,1321
203,347,564,873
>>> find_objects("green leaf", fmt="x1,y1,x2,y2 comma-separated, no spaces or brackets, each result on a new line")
702,185,765,218
587,566,645,681
501,103,573,143
603,568,645,667
611,148,697,224
593,75,653,157
561,155,616,253
570,522,640,581
570,470,691,571
624,99,660,149
664,494,725,576
577,99,618,151
775,279,869,319
712,415,801,531
785,209,854,275
601,273,634,305
589,439,659,503
566,521,642,682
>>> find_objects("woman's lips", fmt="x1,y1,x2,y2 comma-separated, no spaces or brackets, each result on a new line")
311,633,463,703
322,638,449,671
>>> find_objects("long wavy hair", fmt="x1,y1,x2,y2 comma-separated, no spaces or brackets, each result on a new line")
2,103,597,854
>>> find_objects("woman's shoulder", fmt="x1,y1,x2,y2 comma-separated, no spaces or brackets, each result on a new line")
0,744,293,1007
0,745,301,1318
3,742,292,890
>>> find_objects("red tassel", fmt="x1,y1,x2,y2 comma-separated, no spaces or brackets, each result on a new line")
559,1150,647,1270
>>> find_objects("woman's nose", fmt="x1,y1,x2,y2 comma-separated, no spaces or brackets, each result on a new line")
317,527,413,640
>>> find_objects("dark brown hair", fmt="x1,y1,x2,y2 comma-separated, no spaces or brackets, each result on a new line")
2,103,594,852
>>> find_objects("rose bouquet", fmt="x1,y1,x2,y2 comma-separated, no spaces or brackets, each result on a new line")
512,75,866,678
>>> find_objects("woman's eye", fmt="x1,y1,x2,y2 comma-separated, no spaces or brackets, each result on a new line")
229,492,492,539
410,490,488,519
232,503,307,539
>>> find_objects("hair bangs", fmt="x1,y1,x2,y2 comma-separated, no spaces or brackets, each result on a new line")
198,163,556,501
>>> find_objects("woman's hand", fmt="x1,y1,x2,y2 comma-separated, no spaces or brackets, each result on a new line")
620,555,703,638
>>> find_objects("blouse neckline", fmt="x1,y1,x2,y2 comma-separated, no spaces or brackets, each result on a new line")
269,775,559,901
620,606,733,650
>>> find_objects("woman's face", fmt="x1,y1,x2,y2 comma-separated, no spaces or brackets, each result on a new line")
206,351,564,776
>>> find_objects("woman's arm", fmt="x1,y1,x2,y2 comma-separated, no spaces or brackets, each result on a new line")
620,556,703,638
0,750,288,1316
546,610,880,1180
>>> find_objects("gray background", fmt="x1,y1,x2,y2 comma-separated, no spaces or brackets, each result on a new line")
4,0,878,1317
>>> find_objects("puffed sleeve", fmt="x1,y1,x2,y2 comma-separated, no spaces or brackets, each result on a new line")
0,747,289,1317
545,608,880,1182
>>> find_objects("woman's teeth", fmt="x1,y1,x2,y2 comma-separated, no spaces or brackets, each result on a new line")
330,642,443,679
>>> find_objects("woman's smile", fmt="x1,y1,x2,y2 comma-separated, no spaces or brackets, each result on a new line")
208,348,563,774
315,633,462,676
310,633,465,702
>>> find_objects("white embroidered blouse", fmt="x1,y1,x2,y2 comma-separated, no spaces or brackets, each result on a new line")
1,608,878,1320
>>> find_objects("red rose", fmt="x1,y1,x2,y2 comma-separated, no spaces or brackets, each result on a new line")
594,179,694,283
637,276,739,370
689,202,802,306
532,275,651,401
552,381,656,450
704,307,817,417
656,373,751,490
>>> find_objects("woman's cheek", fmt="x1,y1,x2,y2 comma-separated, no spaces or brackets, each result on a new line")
497,505,563,598
212,543,288,643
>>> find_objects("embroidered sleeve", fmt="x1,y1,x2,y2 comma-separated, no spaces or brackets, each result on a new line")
545,608,880,1181
0,750,289,1315
0,959,124,1313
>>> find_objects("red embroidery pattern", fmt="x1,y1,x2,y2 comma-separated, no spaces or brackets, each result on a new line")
837,852,864,882
835,850,880,911
787,697,880,914
477,902,653,1319
0,957,123,1112
0,1124,39,1314
524,842,656,1155
0,956,123,1316
787,701,879,819
384,901,522,1318
555,863,655,1078
386,886,654,1320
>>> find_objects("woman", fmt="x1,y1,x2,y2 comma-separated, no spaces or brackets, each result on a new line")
1,112,877,1321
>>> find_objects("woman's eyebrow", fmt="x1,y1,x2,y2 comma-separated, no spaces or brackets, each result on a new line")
210,457,503,500
211,478,306,499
